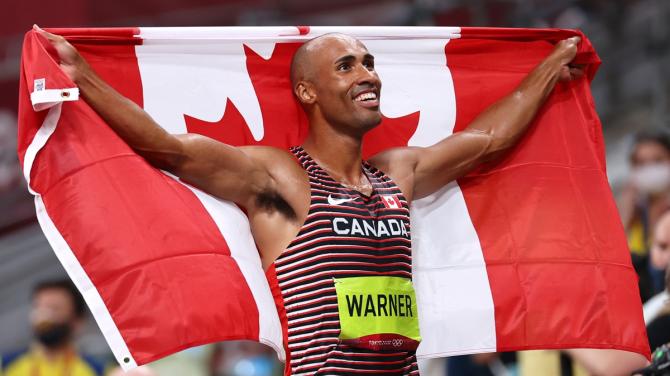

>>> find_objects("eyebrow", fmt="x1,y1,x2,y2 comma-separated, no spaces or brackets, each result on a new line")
334,53,375,65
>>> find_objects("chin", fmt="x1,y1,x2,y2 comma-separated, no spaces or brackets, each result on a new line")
358,108,381,125
331,110,382,136
363,113,382,130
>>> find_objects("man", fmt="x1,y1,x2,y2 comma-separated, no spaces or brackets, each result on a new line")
644,211,670,324
651,211,670,273
646,265,670,358
1,279,104,376
619,131,670,300
38,26,581,375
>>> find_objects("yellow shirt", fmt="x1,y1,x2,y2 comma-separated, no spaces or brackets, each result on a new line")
1,347,103,376
628,219,648,256
518,350,588,376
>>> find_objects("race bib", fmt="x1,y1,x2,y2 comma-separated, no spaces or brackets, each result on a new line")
334,276,421,351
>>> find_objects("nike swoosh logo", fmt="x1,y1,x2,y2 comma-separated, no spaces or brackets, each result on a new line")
328,194,356,206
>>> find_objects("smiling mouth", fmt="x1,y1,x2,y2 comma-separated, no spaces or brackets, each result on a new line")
353,91,380,108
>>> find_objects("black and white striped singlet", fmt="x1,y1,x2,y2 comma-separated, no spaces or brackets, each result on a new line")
266,146,419,375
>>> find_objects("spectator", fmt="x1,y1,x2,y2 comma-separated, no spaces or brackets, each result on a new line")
644,210,670,323
651,210,670,271
646,266,670,353
1,279,104,376
518,350,588,375
619,131,670,300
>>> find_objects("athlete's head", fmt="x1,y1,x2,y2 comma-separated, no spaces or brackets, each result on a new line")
290,33,382,137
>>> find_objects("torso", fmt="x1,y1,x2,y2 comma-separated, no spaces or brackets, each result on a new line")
265,146,419,375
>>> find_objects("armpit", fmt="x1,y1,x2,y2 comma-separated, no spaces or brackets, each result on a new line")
255,189,297,220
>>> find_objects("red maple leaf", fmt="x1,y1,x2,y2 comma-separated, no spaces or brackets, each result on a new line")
184,42,419,159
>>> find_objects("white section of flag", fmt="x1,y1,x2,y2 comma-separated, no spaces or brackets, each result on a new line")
412,182,497,357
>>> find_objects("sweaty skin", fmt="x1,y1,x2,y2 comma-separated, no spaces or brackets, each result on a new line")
36,26,582,269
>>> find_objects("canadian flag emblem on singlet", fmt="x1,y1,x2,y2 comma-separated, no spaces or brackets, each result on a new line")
381,195,401,209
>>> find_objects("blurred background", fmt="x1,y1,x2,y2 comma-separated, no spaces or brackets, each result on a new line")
1,0,669,375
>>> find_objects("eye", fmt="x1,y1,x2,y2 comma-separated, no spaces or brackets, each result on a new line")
337,63,351,71
363,60,375,70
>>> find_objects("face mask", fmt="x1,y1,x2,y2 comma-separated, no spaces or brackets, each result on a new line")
632,163,670,195
34,323,72,349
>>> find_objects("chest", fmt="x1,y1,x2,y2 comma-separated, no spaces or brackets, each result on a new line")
299,177,411,243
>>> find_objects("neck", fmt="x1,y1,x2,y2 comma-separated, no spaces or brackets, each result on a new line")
34,342,72,360
302,124,364,184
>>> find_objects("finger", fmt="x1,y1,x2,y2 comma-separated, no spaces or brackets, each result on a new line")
568,36,581,45
33,24,61,42
558,66,572,82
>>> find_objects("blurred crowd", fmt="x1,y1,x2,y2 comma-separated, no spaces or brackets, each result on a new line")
0,278,283,376
1,0,670,375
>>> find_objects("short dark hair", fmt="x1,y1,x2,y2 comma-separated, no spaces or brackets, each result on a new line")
32,279,87,319
631,130,670,164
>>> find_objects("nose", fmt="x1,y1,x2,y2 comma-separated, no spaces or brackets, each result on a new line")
354,63,380,88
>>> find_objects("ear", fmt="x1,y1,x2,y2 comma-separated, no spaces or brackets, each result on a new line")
295,81,316,105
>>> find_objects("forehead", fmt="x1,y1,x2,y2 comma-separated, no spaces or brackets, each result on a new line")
34,288,73,309
634,141,670,162
308,35,370,62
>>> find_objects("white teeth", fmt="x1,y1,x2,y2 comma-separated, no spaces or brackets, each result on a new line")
354,92,377,102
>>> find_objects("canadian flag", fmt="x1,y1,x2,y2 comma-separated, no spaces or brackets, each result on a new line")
382,194,402,209
17,26,649,370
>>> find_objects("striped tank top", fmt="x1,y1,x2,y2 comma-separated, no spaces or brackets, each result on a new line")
266,146,419,375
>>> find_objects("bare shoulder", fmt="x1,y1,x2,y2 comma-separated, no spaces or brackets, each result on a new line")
239,145,294,162
368,146,422,201
368,146,420,175
239,145,306,179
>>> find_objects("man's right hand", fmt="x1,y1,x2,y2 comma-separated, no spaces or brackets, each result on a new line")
33,25,88,83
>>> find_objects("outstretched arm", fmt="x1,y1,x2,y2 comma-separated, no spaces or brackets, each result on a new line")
371,37,583,201
35,26,278,209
